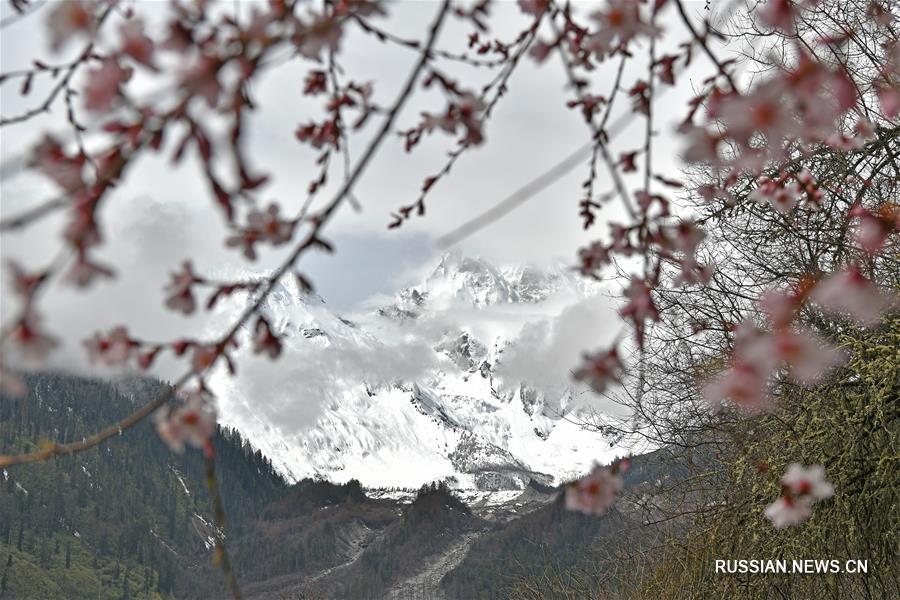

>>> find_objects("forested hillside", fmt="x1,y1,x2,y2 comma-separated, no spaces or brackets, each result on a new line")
0,373,613,600
442,450,687,599
8,364,889,600
0,373,286,599
626,317,900,599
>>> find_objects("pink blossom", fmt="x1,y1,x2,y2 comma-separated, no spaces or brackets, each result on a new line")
681,126,721,164
867,1,894,26
878,86,899,118
165,261,199,315
528,39,553,63
243,8,273,44
659,222,710,286
703,362,771,413
119,19,155,68
765,463,833,528
46,0,95,53
461,97,487,145
65,255,114,288
673,258,715,286
732,320,778,368
63,191,102,250
854,119,877,143
788,54,856,132
225,230,263,261
30,136,85,192
573,347,623,394
304,70,328,95
749,177,801,214
295,14,343,61
84,326,137,366
295,120,341,151
656,54,678,85
717,83,796,149
706,321,780,410
773,328,845,386
855,213,890,255
154,390,217,453
180,56,222,108
782,463,834,501
796,168,815,187
568,94,607,121
764,495,813,529
247,204,294,245
191,345,219,374
697,184,734,205
517,0,549,16
83,59,132,113
619,152,638,173
827,118,878,150
225,203,294,260
564,462,625,515
635,191,653,214
757,289,797,329
7,262,47,301
810,268,893,325
587,0,659,57
10,314,59,364
408,94,487,149
619,277,659,347
758,0,797,32
137,347,161,370
665,222,705,256
577,242,610,276
619,277,660,324
608,224,633,255
795,169,823,209
852,204,897,255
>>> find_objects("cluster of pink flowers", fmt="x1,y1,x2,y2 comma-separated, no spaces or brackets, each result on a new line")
154,389,217,454
586,0,660,58
565,457,630,515
704,259,894,415
764,463,834,528
8,313,58,366
4,264,57,368
706,285,843,413
655,221,714,286
402,92,486,151
850,202,899,256
811,267,894,326
749,177,803,214
164,261,201,315
45,0,96,53
619,276,660,346
684,49,860,168
83,326,138,366
30,135,86,193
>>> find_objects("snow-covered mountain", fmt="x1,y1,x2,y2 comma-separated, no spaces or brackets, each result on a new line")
211,251,624,491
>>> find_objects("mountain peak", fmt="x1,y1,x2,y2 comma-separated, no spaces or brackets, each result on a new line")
424,252,519,309
215,252,621,492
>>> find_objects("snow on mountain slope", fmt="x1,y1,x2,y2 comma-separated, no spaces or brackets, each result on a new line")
211,252,625,491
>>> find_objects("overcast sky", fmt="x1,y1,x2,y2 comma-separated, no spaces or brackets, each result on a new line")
0,1,731,303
